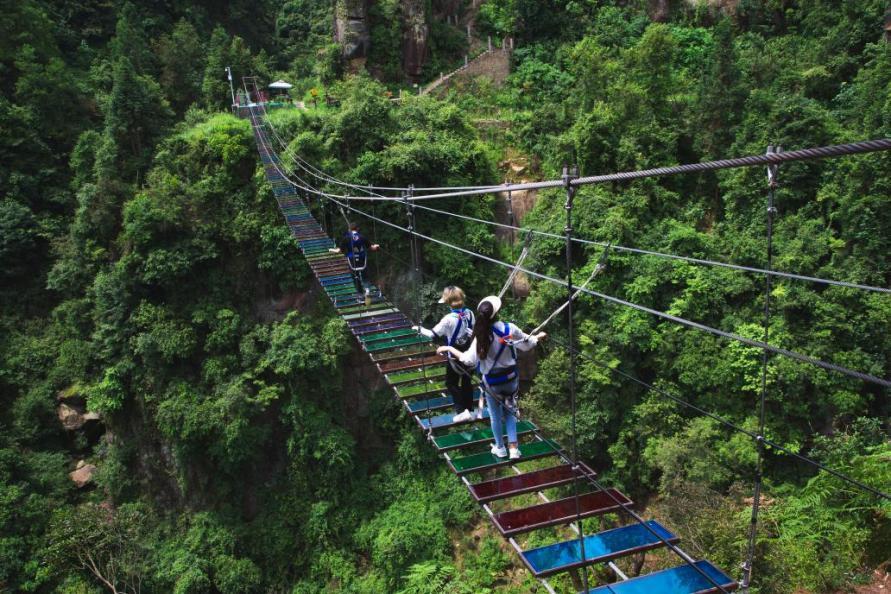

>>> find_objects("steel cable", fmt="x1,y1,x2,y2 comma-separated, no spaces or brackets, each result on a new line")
328,196,891,390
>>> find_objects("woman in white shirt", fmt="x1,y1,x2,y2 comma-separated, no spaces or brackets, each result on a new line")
437,295,546,460
413,286,476,422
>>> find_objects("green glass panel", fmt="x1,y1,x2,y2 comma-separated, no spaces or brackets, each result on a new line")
365,335,431,353
450,440,560,474
370,343,437,361
341,307,399,321
359,328,418,343
326,287,357,296
434,421,536,450
338,302,395,314
395,381,447,399
385,366,446,385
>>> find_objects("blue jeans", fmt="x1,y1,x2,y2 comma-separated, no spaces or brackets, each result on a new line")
485,377,519,449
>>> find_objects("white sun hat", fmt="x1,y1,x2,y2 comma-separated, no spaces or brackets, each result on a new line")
477,295,502,315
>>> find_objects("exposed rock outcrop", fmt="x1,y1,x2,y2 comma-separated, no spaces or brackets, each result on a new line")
402,0,429,80
58,403,102,431
650,0,670,22
58,403,85,431
334,0,370,60
70,461,98,488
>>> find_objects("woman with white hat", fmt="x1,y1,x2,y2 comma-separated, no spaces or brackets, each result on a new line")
413,286,476,422
437,295,546,460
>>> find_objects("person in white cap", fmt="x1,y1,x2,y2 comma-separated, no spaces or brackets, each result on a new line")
413,286,476,422
437,295,546,460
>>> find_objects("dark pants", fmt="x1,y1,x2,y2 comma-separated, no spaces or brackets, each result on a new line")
349,254,367,293
446,360,474,413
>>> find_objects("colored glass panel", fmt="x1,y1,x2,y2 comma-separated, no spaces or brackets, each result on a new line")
365,336,430,353
360,328,418,343
316,263,348,271
319,279,354,288
406,395,454,413
449,440,560,474
355,321,412,337
385,365,446,385
349,313,408,329
582,560,737,594
469,463,596,503
336,296,387,309
523,520,677,578
338,302,395,314
494,488,632,537
395,381,446,399
377,352,445,370
342,308,400,321
319,273,353,282
419,408,490,430
325,287,358,297
433,420,536,451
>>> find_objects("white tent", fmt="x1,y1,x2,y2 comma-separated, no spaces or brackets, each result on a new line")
268,80,293,90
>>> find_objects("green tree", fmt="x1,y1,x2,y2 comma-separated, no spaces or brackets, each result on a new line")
155,20,205,113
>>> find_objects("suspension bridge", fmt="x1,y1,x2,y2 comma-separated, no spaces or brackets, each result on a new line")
236,81,891,593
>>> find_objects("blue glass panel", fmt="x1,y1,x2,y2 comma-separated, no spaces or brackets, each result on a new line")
420,408,489,429
524,521,676,576
407,395,454,413
582,560,736,594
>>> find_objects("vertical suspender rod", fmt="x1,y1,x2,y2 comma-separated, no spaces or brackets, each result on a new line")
564,164,589,593
741,145,781,592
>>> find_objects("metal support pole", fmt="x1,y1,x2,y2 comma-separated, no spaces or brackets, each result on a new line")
405,186,431,436
741,146,780,593
563,164,588,593
505,183,515,246
225,66,236,109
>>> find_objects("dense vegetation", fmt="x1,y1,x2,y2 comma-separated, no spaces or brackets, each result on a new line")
0,1,888,593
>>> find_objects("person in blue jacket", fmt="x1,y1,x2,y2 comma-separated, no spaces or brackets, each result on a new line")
329,222,379,291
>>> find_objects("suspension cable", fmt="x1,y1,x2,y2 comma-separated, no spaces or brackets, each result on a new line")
411,201,891,295
402,139,891,201
255,89,891,296
325,195,891,390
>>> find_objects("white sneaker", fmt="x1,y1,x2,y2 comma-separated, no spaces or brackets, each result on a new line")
490,444,508,458
509,446,521,460
475,408,484,420
452,409,473,423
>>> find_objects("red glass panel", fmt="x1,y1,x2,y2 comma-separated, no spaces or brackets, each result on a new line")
377,353,445,373
493,488,632,537
469,463,596,503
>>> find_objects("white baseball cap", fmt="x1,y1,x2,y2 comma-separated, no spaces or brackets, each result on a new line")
477,295,502,315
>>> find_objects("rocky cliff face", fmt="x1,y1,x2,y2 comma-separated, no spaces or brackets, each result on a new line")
401,0,429,80
650,0,670,22
333,0,431,80
334,0,370,60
